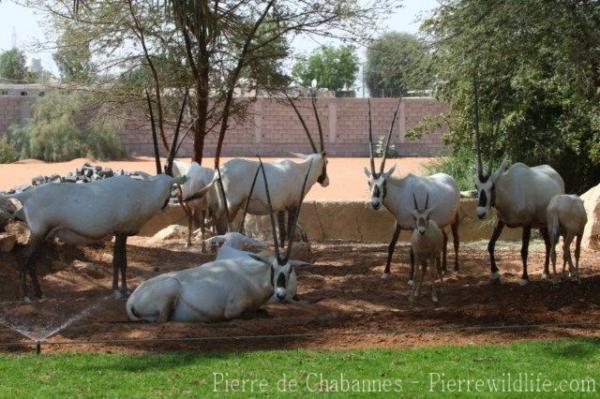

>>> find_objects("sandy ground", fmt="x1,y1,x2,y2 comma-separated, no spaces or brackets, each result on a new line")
0,157,433,201
0,230,598,354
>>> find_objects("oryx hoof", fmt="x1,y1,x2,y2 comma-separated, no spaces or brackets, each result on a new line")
518,278,528,286
571,275,581,284
541,272,550,280
552,276,562,285
23,296,32,304
490,272,501,284
381,273,391,280
432,294,439,304
184,242,191,249
407,279,415,286
112,290,122,300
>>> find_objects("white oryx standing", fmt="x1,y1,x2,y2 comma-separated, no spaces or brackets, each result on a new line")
172,160,217,248
472,83,565,284
364,100,461,281
126,159,313,322
196,93,328,246
7,92,188,300
546,194,587,282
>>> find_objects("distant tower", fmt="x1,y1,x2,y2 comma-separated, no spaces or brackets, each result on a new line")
11,27,17,49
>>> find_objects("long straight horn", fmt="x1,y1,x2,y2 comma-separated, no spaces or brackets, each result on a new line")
216,167,232,232
367,99,376,174
258,156,282,263
284,160,313,263
238,163,262,233
146,90,162,175
165,91,189,176
311,94,325,152
285,93,318,153
473,78,484,179
379,99,401,174
424,192,429,210
412,192,419,211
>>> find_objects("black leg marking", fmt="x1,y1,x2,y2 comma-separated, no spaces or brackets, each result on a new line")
488,220,505,277
21,236,43,300
409,246,415,282
451,214,460,271
521,226,531,282
540,227,550,278
384,224,402,276
442,231,448,272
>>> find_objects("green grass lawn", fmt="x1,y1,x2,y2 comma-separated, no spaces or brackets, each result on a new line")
0,339,598,398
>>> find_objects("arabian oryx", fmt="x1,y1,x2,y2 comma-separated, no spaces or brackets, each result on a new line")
193,92,328,246
364,100,461,281
546,194,587,283
125,159,313,322
409,193,444,305
171,160,217,249
472,83,565,284
7,92,188,300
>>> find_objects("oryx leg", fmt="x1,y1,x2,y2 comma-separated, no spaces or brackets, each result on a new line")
21,234,44,301
451,214,460,271
382,224,402,280
286,206,299,249
519,226,531,285
431,255,440,303
575,233,583,275
277,211,287,248
113,234,129,299
540,227,551,280
199,210,207,253
488,220,505,281
564,234,578,282
550,235,559,283
408,247,415,286
409,256,421,305
442,231,448,272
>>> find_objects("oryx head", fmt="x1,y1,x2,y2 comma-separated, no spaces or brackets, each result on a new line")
411,192,434,235
252,156,312,302
146,90,189,209
203,232,267,252
363,99,402,210
470,80,510,220
286,92,329,187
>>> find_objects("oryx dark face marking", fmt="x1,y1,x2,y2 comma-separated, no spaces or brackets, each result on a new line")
367,173,387,210
317,152,329,187
475,173,494,220
272,263,292,302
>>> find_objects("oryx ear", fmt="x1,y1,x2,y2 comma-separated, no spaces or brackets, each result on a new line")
289,260,312,268
384,165,396,178
289,152,308,159
249,252,274,265
363,166,371,178
410,208,419,219
492,157,510,181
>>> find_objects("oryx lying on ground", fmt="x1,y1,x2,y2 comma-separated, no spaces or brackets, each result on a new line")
125,159,313,322
547,194,587,283
409,193,444,305
6,92,188,300
471,84,564,284
195,93,328,246
172,160,217,249
364,100,461,281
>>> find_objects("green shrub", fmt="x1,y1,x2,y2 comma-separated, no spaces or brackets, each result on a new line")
0,137,17,163
6,91,126,162
423,148,477,191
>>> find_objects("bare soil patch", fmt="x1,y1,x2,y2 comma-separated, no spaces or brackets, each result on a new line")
0,236,598,354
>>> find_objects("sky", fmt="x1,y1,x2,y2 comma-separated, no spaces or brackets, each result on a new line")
0,0,439,77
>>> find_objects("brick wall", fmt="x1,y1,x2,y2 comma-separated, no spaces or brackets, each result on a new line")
1,94,449,157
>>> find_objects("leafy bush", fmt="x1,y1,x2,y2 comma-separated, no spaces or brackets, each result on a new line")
423,148,477,192
374,135,399,158
6,91,126,162
0,137,17,164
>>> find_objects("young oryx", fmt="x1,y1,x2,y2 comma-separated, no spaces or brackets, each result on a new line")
8,92,188,300
125,159,313,322
172,160,217,248
409,193,444,305
364,100,461,281
547,194,587,282
472,84,565,284
195,93,328,245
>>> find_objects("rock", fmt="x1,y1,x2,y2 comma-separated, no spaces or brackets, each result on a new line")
152,224,188,241
460,190,477,198
289,241,314,263
581,183,600,250
0,233,17,253
72,260,104,279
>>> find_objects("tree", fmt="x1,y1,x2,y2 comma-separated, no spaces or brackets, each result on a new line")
292,45,359,92
366,32,433,97
41,0,397,166
0,48,27,82
422,0,600,193
53,25,96,82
